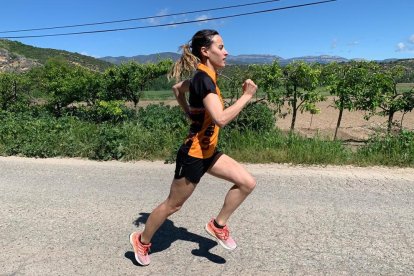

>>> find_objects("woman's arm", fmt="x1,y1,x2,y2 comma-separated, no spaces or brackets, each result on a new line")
172,80,190,116
203,79,257,128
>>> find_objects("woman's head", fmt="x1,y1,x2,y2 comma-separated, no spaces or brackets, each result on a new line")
190,29,219,60
169,29,228,81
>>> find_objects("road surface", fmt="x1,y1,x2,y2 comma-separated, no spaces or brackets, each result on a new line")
1,157,414,275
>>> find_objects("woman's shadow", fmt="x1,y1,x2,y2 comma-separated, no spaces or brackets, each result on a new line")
125,212,226,265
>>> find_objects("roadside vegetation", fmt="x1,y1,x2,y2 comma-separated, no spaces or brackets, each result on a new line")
0,57,413,166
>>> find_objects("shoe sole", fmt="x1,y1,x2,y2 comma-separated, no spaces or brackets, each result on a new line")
129,233,150,266
204,224,237,251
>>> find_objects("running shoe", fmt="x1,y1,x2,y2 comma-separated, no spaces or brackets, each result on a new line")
129,232,151,266
205,218,237,250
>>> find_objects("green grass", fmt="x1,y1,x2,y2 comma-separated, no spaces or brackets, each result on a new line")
220,129,351,165
141,90,174,100
0,106,413,167
397,83,414,92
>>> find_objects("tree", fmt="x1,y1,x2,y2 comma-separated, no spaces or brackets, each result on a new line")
359,64,414,132
400,87,414,127
283,61,324,131
74,67,103,106
40,58,82,116
103,60,172,108
0,71,29,111
247,61,284,116
323,61,375,140
219,65,251,105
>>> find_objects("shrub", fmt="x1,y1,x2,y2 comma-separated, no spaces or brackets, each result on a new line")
77,100,134,123
227,102,274,132
356,130,414,166
89,123,126,160
137,103,187,131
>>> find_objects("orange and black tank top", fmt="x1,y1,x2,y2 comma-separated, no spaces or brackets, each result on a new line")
181,64,224,159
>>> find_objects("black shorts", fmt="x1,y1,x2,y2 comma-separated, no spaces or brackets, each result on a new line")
174,148,222,184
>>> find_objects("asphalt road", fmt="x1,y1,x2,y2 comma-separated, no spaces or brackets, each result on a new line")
1,157,414,275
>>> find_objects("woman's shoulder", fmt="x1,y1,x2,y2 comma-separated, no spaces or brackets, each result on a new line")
192,70,214,85
193,70,209,79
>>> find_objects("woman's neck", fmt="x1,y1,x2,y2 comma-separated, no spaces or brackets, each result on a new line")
202,59,217,73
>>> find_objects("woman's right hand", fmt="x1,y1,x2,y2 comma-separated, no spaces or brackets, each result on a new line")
242,79,258,97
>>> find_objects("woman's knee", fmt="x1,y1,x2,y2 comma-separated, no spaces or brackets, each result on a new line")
164,200,184,215
240,176,256,194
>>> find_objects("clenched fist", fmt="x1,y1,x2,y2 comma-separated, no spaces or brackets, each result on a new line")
242,79,258,97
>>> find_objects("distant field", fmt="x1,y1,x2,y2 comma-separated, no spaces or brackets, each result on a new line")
141,90,174,100
141,83,414,101
397,83,414,92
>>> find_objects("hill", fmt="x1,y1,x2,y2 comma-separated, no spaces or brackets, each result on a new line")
0,39,112,72
100,52,354,65
100,53,414,77
99,52,414,68
1,39,413,73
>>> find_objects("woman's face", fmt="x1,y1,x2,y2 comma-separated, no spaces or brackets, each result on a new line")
204,35,228,70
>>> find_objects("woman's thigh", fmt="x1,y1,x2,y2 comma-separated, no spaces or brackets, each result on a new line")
166,177,197,206
207,154,255,188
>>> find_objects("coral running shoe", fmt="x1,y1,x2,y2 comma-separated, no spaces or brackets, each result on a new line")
205,218,237,250
129,232,151,266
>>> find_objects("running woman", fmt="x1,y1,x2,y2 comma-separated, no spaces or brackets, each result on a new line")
130,29,258,266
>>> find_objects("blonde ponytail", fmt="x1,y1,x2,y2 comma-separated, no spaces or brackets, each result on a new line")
168,44,199,82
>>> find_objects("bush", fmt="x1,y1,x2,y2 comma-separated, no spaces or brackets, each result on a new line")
356,130,414,166
0,110,185,161
66,100,135,123
227,102,274,132
137,103,187,131
89,123,126,160
0,112,66,157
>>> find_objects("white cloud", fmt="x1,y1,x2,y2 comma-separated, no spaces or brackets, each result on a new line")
80,52,100,58
409,34,414,44
147,8,169,25
396,34,414,53
195,15,209,25
395,42,414,53
396,42,406,52
165,15,188,29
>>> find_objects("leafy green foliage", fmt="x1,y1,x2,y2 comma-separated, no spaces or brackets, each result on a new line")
0,71,31,111
248,61,284,104
137,103,187,131
227,102,274,132
39,58,93,116
0,105,186,160
356,130,414,166
282,62,325,130
361,65,414,132
218,66,251,103
323,61,377,139
1,57,414,166
102,60,173,107
68,100,134,123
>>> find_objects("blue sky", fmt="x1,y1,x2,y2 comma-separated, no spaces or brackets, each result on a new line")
1,0,413,60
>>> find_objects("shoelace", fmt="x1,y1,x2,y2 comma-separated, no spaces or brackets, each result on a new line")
214,225,230,240
137,237,151,255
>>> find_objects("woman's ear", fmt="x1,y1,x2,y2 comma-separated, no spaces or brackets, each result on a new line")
200,46,209,59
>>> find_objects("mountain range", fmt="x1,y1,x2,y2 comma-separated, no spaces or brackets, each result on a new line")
99,52,354,66
0,39,411,73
